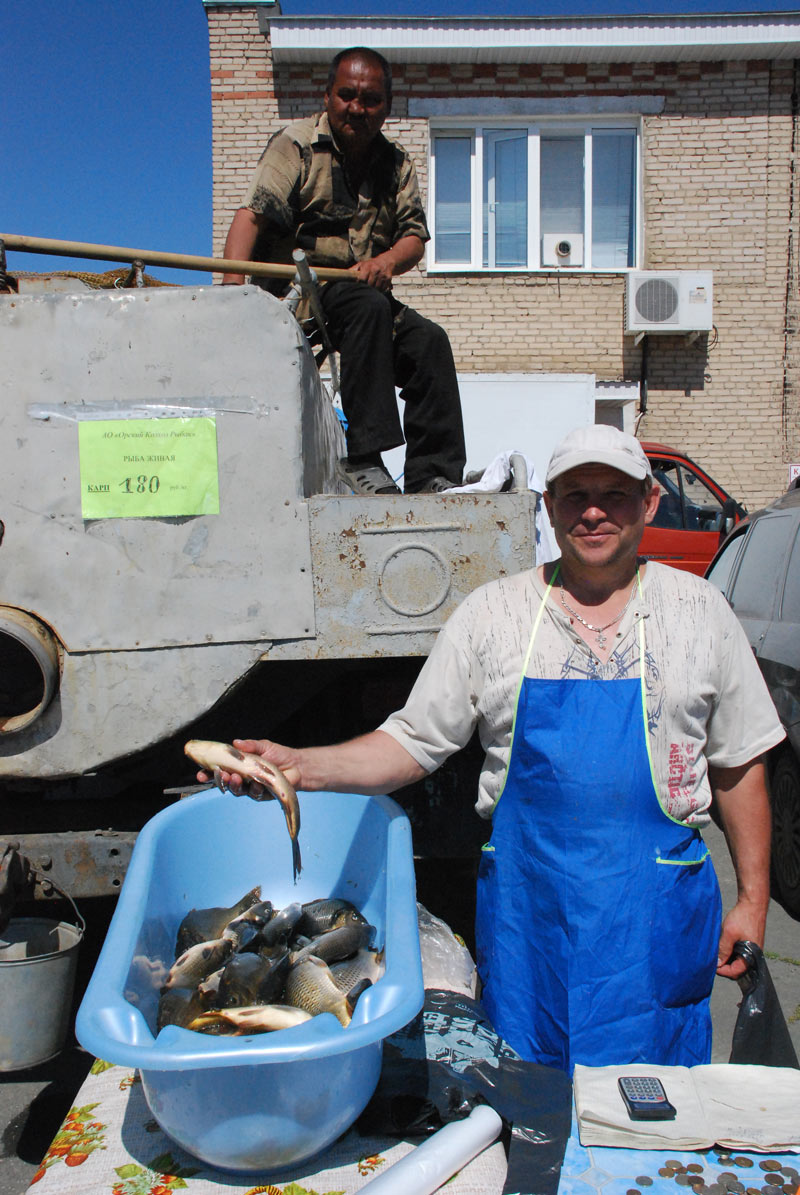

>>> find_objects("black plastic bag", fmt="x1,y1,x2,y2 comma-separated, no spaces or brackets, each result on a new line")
728,940,799,1068
359,989,572,1195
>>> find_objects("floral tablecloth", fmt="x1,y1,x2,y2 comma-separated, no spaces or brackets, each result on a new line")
25,1057,509,1195
25,1054,800,1195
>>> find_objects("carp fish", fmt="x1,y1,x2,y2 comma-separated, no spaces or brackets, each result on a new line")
221,900,276,952
217,949,290,1008
295,898,367,937
157,986,209,1032
156,887,381,1040
175,886,262,957
289,910,374,967
162,937,234,992
329,947,385,994
284,954,372,1027
184,739,302,882
188,1004,313,1036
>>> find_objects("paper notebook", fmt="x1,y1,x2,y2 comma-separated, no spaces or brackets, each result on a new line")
574,1063,800,1152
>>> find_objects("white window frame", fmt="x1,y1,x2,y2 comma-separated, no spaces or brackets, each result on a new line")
427,116,642,274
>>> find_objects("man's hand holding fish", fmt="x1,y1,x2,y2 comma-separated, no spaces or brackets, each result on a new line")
196,733,425,800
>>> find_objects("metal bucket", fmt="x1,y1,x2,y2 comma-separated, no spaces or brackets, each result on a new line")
0,882,84,1071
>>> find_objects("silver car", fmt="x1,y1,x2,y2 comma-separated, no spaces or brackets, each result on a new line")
706,485,800,918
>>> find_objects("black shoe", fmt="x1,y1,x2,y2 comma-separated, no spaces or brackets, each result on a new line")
336,456,401,496
417,476,457,493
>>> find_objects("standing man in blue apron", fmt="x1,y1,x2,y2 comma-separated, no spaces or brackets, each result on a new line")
203,425,784,1072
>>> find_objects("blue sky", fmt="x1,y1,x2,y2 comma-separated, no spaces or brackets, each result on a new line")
3,0,796,284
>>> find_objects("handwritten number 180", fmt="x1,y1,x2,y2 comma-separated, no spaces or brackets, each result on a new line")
120,475,160,494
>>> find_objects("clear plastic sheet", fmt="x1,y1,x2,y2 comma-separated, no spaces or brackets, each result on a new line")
416,902,478,998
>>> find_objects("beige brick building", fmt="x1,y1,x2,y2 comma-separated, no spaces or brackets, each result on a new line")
202,4,800,508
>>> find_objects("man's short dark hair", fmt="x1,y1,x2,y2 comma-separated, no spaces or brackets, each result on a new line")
327,47,393,110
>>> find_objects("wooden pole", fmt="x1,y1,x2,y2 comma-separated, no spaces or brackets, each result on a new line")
0,233,355,283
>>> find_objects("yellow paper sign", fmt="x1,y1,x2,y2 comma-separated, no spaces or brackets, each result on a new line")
78,417,220,519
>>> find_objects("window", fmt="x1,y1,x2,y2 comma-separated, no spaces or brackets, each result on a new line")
706,530,746,600
649,459,727,532
728,516,796,621
779,522,800,623
429,121,639,272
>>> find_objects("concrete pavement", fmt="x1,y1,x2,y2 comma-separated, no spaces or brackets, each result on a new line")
706,819,800,1062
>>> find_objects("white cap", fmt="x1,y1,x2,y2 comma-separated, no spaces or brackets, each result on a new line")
546,425,653,486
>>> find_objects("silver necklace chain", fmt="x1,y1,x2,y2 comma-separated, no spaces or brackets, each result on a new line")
559,581,637,650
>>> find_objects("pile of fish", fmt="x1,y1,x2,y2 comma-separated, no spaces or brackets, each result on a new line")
157,886,384,1036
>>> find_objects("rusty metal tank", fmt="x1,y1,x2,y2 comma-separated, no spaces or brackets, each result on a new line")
0,283,539,785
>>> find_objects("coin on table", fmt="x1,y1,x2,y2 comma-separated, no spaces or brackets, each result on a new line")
735,1159,755,1169
720,1173,739,1182
746,1187,761,1194
762,1184,783,1194
636,1177,654,1186
725,1182,745,1193
627,1187,641,1194
677,1174,693,1186
688,1165,705,1174
762,1162,783,1173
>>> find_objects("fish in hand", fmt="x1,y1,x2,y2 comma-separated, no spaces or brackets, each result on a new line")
184,739,302,882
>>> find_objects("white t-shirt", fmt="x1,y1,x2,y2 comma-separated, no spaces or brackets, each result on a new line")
380,562,785,823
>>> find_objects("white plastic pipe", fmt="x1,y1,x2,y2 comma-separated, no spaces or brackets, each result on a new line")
357,1103,504,1194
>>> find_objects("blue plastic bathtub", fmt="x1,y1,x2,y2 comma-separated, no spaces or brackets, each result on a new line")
76,789,423,1173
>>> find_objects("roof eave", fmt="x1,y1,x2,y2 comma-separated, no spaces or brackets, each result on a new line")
256,14,800,64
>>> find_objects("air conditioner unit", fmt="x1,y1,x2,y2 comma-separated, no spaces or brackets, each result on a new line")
542,233,583,267
625,270,713,334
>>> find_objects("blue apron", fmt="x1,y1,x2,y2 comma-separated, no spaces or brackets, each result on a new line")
475,569,722,1072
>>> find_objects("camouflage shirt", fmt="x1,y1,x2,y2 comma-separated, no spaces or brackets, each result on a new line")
243,112,430,276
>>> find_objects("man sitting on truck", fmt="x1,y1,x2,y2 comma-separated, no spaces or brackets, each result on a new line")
200,425,784,1073
221,46,466,497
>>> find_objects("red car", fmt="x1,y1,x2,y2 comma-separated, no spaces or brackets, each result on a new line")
640,442,745,576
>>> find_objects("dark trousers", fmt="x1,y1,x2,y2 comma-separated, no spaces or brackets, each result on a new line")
319,281,466,492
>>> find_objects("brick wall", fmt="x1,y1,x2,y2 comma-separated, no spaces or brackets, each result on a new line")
205,6,800,507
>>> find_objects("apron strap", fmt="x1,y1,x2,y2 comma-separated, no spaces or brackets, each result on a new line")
491,566,560,813
494,564,662,815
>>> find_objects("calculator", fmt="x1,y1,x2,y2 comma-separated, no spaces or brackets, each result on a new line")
617,1075,677,1120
